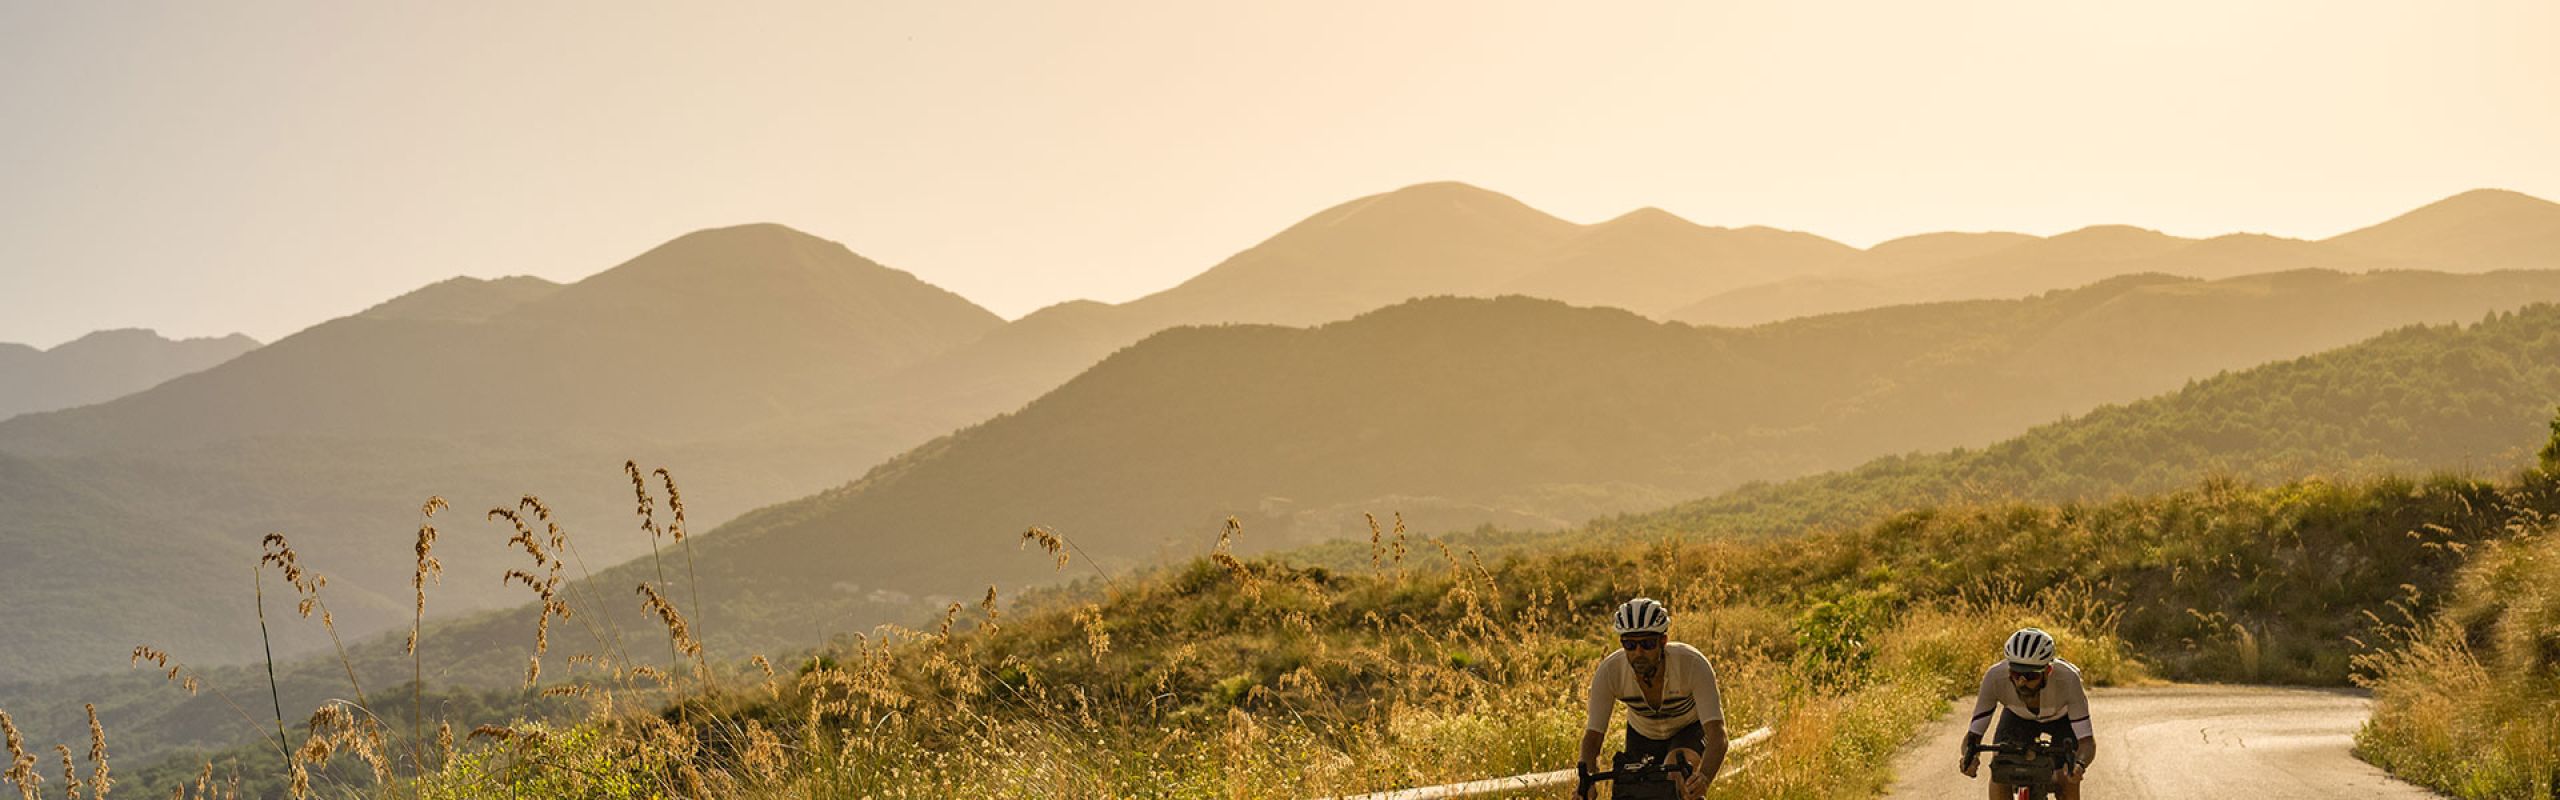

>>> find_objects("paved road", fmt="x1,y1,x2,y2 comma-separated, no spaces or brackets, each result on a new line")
1884,685,2440,798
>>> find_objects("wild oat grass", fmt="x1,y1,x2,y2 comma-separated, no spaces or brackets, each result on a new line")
2356,491,2560,799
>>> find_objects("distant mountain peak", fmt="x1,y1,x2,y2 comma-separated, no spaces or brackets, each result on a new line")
1600,206,1699,228
615,223,857,274
2326,188,2560,268
48,328,259,354
556,223,922,301
2051,224,2176,242
1380,180,1511,201
2200,232,2302,244
2417,188,2559,214
58,328,169,347
359,275,563,323
2338,189,2560,234
657,221,833,248
1293,181,1568,236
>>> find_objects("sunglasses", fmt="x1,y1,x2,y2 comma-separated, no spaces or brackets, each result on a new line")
1620,638,1665,652
2007,664,2049,679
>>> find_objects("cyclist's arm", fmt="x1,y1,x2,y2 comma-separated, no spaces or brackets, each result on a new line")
1958,668,1999,770
2064,671,2095,770
1687,718,1728,795
1581,667,1614,771
1688,651,1729,791
1964,668,2002,737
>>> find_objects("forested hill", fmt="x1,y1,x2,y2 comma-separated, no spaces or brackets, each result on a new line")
1606,303,2560,540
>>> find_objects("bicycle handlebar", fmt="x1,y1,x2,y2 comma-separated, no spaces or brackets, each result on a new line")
1967,739,2086,775
1967,741,2077,759
1576,758,1694,792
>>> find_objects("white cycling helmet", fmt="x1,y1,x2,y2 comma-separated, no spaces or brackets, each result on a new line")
2004,628,2057,671
1613,597,1670,636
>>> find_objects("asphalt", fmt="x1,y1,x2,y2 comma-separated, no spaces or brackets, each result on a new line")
1882,684,2442,798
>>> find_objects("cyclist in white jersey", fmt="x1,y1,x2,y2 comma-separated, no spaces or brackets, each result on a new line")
1959,628,2096,799
1575,598,1727,800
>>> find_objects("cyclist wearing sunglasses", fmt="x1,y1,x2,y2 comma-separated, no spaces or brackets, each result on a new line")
1959,628,2096,799
1574,598,1727,800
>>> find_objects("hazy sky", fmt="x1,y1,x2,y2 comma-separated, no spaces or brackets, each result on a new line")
4,1,2556,348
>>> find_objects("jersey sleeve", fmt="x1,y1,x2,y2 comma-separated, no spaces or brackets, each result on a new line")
2063,670,2094,739
1585,658,1617,733
1687,648,1725,723
1966,667,2002,736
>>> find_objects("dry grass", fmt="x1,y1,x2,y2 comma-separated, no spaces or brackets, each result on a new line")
2355,502,2560,798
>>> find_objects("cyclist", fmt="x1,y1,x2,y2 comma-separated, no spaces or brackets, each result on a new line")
1575,598,1727,800
1958,628,2096,799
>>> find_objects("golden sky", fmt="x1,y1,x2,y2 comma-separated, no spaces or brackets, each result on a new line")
3,1,2555,347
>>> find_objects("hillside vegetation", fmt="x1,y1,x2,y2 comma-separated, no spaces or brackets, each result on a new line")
1609,303,2560,543
46,422,2560,798
2355,419,2560,798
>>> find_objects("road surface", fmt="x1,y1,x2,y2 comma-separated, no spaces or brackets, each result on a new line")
1884,684,2439,798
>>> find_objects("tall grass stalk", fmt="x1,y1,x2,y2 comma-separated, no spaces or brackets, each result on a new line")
253,568,292,759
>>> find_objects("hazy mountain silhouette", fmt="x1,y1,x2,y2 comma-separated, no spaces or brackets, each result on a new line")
0,329,259,421
1131,181,1584,324
1,223,998,453
1673,190,2560,326
836,182,1600,428
877,185,2560,437
0,224,1004,678
1850,231,2044,275
2326,188,2560,270
356,275,561,322
1494,208,1858,315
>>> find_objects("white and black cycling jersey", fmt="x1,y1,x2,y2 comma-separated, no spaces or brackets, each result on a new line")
1584,641,1725,741
1967,659,2094,739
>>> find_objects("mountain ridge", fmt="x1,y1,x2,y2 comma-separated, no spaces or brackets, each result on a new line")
0,328,261,421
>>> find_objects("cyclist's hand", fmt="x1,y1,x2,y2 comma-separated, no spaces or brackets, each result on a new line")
2060,758,2087,783
1958,753,1978,778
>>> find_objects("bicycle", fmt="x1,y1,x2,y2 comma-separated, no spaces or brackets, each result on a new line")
1575,750,1695,800
1967,735,2081,800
